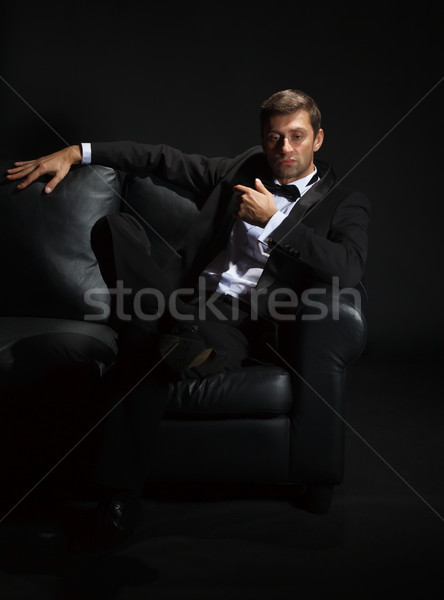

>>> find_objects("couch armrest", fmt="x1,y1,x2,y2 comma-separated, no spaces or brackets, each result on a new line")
0,161,121,321
285,284,367,483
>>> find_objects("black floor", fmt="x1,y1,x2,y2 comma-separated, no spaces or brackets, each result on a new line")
1,343,443,599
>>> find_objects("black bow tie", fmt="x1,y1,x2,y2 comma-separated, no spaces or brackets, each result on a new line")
263,182,301,201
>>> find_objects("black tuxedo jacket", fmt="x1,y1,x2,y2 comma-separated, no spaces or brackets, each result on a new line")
91,142,370,317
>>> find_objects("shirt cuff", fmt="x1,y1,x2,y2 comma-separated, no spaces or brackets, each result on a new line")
257,211,287,255
80,142,92,164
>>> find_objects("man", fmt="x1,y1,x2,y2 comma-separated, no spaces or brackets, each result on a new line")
6,89,370,550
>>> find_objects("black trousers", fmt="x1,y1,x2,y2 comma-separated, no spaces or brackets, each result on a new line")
91,213,276,491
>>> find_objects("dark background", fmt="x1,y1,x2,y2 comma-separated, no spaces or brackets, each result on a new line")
1,1,443,349
1,4,443,597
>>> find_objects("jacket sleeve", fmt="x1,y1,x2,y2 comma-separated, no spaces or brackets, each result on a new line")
266,191,370,289
90,141,245,196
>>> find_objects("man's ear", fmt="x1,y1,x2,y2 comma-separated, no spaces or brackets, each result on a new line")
313,128,324,152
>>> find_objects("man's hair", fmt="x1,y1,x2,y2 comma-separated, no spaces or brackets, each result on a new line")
260,89,322,137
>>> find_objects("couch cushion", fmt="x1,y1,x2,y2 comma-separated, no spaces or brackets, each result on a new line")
0,162,121,321
0,317,118,382
166,365,293,418
123,172,199,266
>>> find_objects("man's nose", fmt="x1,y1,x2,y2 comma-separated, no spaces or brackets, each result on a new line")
281,137,293,153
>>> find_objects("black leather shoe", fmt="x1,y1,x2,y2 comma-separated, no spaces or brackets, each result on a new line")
71,498,143,554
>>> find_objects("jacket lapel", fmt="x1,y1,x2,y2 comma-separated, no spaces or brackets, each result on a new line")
256,160,335,291
276,160,335,228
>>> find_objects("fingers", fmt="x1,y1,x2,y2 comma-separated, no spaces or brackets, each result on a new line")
6,162,38,179
16,169,44,190
5,152,67,193
233,183,250,194
233,179,270,196
232,178,276,226
8,160,37,171
254,178,268,193
44,171,66,194
5,158,46,190
232,183,253,218
18,164,50,190
11,147,79,192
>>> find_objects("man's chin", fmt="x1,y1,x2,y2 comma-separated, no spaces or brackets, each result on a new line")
274,166,300,181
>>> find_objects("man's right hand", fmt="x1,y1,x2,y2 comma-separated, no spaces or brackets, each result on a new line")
5,145,83,194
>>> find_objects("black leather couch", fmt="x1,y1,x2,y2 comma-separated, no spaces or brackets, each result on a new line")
0,159,367,514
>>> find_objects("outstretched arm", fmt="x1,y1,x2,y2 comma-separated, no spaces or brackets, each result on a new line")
5,145,82,193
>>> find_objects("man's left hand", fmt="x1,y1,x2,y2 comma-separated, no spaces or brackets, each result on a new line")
233,178,277,226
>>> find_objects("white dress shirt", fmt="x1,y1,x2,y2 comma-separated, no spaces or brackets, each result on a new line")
80,142,317,299
202,168,318,298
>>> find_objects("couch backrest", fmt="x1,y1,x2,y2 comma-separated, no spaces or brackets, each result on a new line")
122,172,200,267
0,161,121,321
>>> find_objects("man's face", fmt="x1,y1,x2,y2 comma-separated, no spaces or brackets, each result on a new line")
261,109,324,184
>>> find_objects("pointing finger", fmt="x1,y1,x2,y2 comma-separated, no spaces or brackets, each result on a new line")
233,184,252,194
